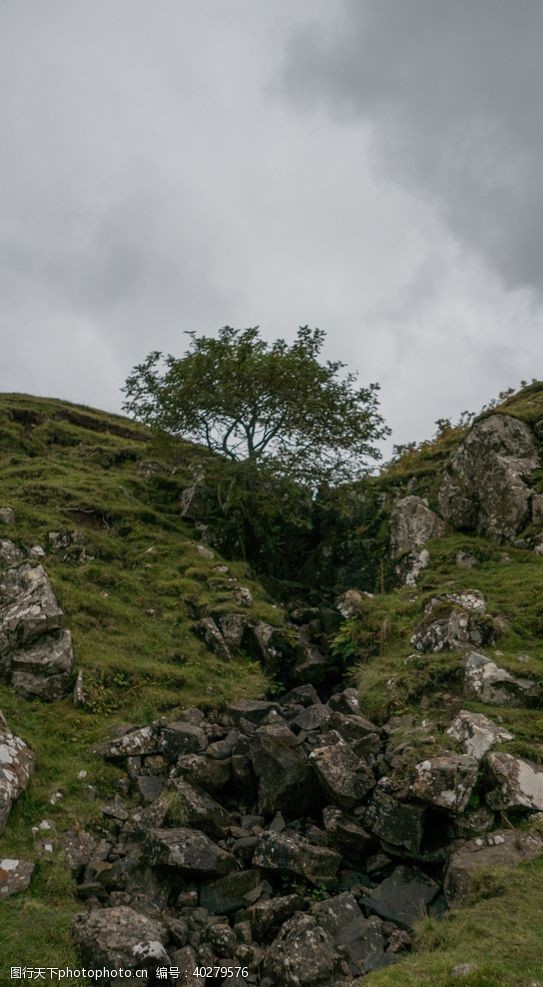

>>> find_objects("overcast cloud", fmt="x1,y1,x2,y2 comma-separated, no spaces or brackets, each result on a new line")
1,1,541,454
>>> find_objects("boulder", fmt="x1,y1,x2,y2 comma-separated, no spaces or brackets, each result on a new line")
264,913,344,987
253,831,341,888
250,722,319,816
0,540,23,568
361,865,440,929
410,755,479,813
0,858,34,898
227,700,280,727
217,613,247,650
327,710,382,757
447,709,513,759
310,892,389,977
160,722,207,760
390,496,447,585
0,508,16,525
145,827,236,876
463,652,539,706
200,868,264,914
444,828,543,906
9,628,74,700
363,783,425,855
247,894,307,941
168,778,233,836
93,725,162,760
411,592,496,652
0,719,35,830
72,906,170,979
309,733,375,810
195,617,231,662
0,563,63,651
328,688,364,716
438,414,540,542
486,752,543,812
322,806,374,865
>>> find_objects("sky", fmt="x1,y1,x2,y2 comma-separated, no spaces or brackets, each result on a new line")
1,0,542,455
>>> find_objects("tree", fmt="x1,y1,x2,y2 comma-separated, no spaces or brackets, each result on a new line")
122,325,389,486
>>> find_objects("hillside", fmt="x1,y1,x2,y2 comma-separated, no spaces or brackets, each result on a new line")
1,387,543,986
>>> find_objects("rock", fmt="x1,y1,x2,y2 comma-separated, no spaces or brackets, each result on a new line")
9,628,74,700
227,700,280,726
61,829,98,876
264,913,344,987
410,755,479,813
411,592,496,652
444,828,543,906
168,778,234,836
322,806,374,865
327,710,382,757
136,775,166,802
364,783,425,855
200,868,264,914
311,892,389,976
336,589,370,619
463,651,539,705
0,563,63,651
0,719,35,830
456,550,478,568
0,540,23,567
281,684,320,708
0,508,15,525
177,752,232,793
93,724,162,759
309,733,375,810
438,414,541,542
250,722,319,816
161,721,207,760
217,613,247,650
195,617,231,661
145,827,236,876
73,669,85,707
486,752,543,812
361,864,440,929
447,709,513,759
253,831,341,888
247,894,307,941
290,703,331,734
452,964,477,977
290,629,330,685
328,688,363,716
390,496,447,585
0,858,34,898
72,906,170,978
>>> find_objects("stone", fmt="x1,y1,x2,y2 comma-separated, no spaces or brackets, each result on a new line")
247,894,307,941
447,709,513,759
200,868,264,914
93,724,162,759
327,710,382,757
444,828,543,906
311,892,389,976
217,613,247,650
168,778,234,836
486,752,543,812
438,414,541,542
227,700,280,726
309,733,375,810
289,703,331,734
160,721,207,760
452,964,477,978
363,783,425,855
72,906,170,976
177,752,232,793
264,913,344,987
0,563,63,652
411,592,496,652
145,827,236,876
390,496,447,585
9,628,74,700
196,617,231,661
72,668,85,707
253,831,341,888
336,589,370,619
290,629,329,685
136,775,166,802
0,719,35,830
0,858,34,898
0,540,23,567
328,688,363,716
410,755,479,813
361,865,440,929
0,508,15,525
61,829,98,876
463,651,539,706
322,806,374,865
250,722,319,816
281,684,320,708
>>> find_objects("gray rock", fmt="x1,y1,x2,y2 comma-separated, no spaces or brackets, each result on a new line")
72,669,85,707
196,617,231,662
168,778,233,836
336,589,370,619
322,806,374,865
463,651,539,705
411,592,496,652
160,721,207,760
0,508,15,526
410,755,479,813
9,628,74,700
486,752,543,812
72,906,169,979
253,830,341,888
361,864,440,929
444,828,543,906
0,718,35,830
328,688,363,716
0,563,63,651
227,700,280,726
447,709,513,759
0,858,34,898
264,913,344,986
251,722,319,816
309,733,375,810
311,892,389,976
438,414,540,542
0,540,23,568
200,868,264,914
177,752,232,793
247,894,307,941
217,613,247,649
93,724,162,759
390,496,447,585
145,827,236,876
363,783,425,855
61,829,98,876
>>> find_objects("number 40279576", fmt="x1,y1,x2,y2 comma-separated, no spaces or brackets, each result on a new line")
193,968,249,979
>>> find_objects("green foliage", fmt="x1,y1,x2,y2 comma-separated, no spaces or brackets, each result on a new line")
122,325,389,486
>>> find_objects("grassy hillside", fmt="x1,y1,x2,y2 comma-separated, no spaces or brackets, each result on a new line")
0,393,280,980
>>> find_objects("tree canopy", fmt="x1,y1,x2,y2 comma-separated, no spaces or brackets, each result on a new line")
122,326,389,485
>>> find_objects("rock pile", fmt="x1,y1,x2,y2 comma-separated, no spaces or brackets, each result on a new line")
68,686,543,985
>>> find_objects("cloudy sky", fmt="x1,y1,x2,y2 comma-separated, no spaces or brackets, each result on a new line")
1,1,542,454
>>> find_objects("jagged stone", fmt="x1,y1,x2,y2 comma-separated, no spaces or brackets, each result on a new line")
217,613,247,649
264,913,344,986
0,563,63,651
72,906,170,976
195,617,231,661
72,669,85,707
0,540,23,567
390,495,447,585
411,592,496,652
486,752,543,812
438,414,541,542
145,827,236,876
200,868,264,914
9,628,74,700
177,752,232,793
327,710,382,757
0,508,15,526
0,718,35,830
410,755,479,813
322,806,374,865
160,721,207,760
251,721,319,816
247,894,307,941
227,700,280,726
328,687,363,716
336,589,370,619
290,703,331,733
253,831,341,888
363,783,425,855
0,858,34,898
93,724,162,759
311,892,390,976
168,778,234,836
447,709,513,759
463,651,539,705
361,865,440,929
61,829,98,876
310,732,375,810
444,828,543,906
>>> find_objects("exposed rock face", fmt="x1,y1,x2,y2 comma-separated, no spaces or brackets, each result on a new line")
411,592,497,652
444,829,543,906
486,752,543,812
463,652,539,706
447,710,513,759
390,495,447,585
0,715,35,831
0,559,74,701
438,414,541,542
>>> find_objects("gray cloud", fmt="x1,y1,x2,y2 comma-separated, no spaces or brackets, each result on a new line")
284,0,543,297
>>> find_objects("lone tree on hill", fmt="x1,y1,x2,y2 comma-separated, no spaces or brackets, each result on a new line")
122,325,389,485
